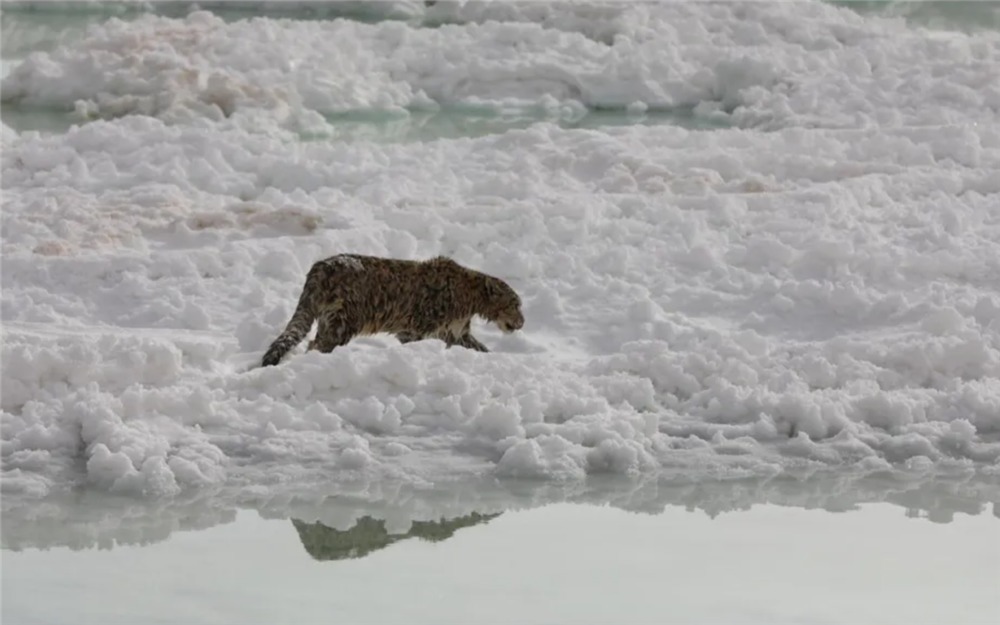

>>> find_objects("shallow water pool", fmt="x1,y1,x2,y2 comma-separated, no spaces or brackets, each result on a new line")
4,484,998,625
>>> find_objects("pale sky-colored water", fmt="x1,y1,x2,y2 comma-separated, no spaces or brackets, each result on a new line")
4,498,998,625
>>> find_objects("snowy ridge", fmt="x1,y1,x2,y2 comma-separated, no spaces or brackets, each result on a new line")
3,2,998,130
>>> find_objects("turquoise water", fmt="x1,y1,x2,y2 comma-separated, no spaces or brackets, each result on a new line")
0,100,726,141
5,1,1000,33
832,0,1000,31
311,105,728,143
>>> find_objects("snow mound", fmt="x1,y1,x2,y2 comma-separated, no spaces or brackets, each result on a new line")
5,115,1000,498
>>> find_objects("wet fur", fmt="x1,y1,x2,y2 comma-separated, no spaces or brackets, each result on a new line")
261,254,524,367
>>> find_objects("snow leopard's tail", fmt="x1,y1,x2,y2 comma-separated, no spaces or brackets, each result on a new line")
260,266,322,367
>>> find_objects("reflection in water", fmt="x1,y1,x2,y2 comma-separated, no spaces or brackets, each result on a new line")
3,471,998,553
1,489,237,552
292,512,500,561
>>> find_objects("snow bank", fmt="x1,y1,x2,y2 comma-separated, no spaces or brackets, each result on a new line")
3,2,998,130
3,112,999,499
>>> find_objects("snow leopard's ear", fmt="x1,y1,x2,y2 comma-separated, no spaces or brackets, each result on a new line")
483,277,501,298
483,276,519,303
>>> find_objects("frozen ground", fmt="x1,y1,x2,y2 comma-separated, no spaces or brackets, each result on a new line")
2,1,1000,513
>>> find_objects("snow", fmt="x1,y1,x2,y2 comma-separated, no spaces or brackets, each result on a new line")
2,1,1000,505
3,2,999,131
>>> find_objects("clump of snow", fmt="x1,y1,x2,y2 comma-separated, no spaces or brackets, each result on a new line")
1,121,17,144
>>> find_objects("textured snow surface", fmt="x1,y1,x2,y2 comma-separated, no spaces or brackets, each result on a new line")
2,1,999,502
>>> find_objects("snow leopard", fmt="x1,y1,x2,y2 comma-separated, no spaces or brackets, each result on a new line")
261,254,524,366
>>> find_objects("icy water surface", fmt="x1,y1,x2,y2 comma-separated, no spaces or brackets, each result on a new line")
4,478,999,625
4,475,999,625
